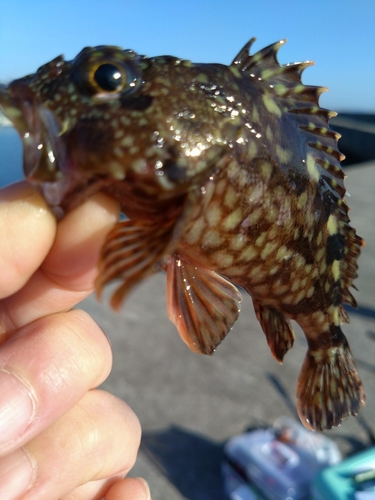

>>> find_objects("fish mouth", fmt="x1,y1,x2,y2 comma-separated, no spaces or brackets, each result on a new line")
0,81,75,217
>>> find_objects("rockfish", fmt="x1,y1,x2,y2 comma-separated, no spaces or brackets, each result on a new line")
0,38,365,430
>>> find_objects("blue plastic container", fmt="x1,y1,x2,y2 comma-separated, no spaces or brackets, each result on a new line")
311,447,375,500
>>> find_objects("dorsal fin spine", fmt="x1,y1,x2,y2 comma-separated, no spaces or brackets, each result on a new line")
231,38,347,191
231,38,363,313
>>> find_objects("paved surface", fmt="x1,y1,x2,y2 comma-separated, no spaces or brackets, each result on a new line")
80,160,375,500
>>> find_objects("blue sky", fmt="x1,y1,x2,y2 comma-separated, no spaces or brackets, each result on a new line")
0,0,374,112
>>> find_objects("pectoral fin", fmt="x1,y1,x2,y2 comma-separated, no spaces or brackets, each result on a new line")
95,217,176,309
166,254,242,355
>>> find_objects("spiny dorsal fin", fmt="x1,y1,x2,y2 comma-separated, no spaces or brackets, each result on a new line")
232,38,363,308
232,38,325,108
231,39,344,196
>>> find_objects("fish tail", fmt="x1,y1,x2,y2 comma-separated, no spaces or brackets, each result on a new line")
296,326,365,431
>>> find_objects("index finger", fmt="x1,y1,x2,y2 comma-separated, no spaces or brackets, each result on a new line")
0,184,119,341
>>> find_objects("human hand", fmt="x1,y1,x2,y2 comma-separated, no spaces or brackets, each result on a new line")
0,182,150,500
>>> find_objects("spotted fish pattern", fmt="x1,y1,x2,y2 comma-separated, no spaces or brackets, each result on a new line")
0,38,365,430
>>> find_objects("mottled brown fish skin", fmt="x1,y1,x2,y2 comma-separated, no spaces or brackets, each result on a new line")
0,39,365,431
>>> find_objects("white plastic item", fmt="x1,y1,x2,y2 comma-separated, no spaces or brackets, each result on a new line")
222,416,341,500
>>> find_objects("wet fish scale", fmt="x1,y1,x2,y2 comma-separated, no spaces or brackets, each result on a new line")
0,38,364,431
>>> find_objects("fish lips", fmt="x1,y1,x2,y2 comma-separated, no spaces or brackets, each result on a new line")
0,81,74,216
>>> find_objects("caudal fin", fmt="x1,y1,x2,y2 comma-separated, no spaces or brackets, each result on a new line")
296,334,365,431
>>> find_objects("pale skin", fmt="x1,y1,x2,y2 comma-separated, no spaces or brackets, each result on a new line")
0,182,150,500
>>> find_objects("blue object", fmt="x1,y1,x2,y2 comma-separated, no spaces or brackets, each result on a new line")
311,447,375,500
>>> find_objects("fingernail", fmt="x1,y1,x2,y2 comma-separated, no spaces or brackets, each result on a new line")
0,448,35,499
0,370,36,450
136,477,151,500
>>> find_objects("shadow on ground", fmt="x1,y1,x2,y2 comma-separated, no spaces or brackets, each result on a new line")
141,426,227,500
141,373,375,500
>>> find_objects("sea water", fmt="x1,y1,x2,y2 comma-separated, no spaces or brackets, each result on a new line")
0,127,23,188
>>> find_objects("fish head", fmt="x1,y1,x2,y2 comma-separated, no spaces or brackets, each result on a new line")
0,47,232,217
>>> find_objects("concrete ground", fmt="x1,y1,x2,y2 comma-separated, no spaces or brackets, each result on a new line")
81,160,375,500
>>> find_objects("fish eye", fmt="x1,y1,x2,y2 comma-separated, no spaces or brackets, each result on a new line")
93,63,125,92
73,53,141,100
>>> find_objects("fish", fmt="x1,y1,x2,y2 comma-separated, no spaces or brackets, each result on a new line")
0,38,365,431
